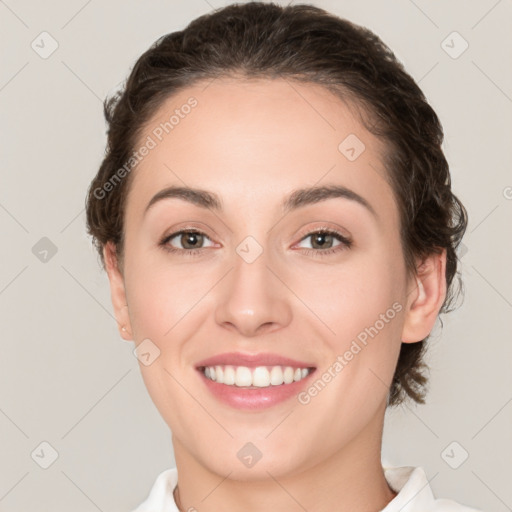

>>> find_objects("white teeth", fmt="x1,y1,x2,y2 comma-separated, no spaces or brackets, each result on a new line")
270,366,284,385
201,364,312,387
223,365,235,385
283,366,294,384
235,366,252,386
252,367,270,387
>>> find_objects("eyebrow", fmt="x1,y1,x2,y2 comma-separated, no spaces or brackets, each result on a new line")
144,184,377,218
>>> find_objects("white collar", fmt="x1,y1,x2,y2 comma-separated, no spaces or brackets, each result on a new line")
382,466,479,511
133,466,480,511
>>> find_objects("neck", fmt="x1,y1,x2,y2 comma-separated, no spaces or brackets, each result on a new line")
172,401,396,512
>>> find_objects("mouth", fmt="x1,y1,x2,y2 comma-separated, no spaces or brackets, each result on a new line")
197,364,315,388
194,352,317,410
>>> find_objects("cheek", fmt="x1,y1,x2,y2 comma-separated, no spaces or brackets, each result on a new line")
293,250,406,409
331,253,405,385
123,253,190,342
292,252,404,343
296,260,405,431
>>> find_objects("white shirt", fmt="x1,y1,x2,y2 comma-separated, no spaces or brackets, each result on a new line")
132,466,481,511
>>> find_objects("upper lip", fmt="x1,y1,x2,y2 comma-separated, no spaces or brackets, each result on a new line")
195,352,316,369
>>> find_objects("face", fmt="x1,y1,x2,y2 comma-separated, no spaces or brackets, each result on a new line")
105,77,445,480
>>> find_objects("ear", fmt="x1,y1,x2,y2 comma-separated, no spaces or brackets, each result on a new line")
401,249,447,343
103,241,133,341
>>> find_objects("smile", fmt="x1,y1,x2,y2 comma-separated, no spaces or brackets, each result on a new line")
200,364,313,388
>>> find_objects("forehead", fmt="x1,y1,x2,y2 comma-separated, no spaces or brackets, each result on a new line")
126,77,396,223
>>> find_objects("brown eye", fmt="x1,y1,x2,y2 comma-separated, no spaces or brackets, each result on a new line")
179,231,204,249
160,229,214,255
310,232,336,249
296,229,352,257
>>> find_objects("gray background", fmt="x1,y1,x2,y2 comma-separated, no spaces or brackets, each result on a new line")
1,0,511,510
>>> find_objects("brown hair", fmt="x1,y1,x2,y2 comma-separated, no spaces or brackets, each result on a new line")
85,2,467,407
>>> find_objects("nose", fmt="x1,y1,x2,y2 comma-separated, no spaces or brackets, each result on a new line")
214,245,292,338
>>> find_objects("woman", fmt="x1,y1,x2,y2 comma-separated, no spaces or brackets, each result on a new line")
85,3,479,511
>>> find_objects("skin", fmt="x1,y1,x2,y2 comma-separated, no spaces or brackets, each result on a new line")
103,77,447,512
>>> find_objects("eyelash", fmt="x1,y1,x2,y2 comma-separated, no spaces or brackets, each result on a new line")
159,227,353,258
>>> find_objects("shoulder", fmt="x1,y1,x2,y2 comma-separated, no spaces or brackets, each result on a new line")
131,467,179,512
381,466,482,512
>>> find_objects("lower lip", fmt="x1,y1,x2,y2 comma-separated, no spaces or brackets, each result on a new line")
197,368,316,410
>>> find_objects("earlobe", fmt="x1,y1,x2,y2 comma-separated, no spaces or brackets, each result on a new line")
401,249,447,344
103,242,133,341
